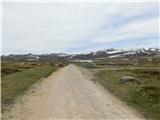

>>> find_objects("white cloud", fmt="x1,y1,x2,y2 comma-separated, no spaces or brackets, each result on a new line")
92,17,158,44
2,2,159,54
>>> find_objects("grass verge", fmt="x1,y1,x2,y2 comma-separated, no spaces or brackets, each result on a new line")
93,68,160,120
1,65,57,111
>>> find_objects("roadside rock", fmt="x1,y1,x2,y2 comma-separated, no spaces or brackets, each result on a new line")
119,76,142,85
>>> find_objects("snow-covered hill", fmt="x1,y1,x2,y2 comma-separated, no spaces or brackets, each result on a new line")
1,48,159,61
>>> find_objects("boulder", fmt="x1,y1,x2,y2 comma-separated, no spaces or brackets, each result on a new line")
119,76,142,84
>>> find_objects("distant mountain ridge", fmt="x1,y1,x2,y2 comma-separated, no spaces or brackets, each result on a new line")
1,48,160,61
69,48,160,60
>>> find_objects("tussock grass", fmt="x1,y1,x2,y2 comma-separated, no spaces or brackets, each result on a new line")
1,65,57,111
94,68,160,120
74,62,97,68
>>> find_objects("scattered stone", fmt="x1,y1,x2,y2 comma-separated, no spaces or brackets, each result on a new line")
9,116,13,118
119,76,142,85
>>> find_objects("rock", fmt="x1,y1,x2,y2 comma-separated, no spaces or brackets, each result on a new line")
119,76,142,84
58,63,63,67
31,90,35,93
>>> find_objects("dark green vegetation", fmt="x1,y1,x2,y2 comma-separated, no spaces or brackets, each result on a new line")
1,61,67,76
95,57,159,67
1,61,67,111
74,62,97,69
93,68,160,120
2,61,38,76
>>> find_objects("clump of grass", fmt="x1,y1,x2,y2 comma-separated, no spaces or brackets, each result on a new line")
1,65,57,111
94,68,160,120
1,67,22,76
94,57,160,67
75,62,97,68
1,61,37,76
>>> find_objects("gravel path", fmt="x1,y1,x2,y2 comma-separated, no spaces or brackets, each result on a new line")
3,64,143,120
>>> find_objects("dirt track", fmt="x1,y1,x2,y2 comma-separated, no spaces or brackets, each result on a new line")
3,64,142,120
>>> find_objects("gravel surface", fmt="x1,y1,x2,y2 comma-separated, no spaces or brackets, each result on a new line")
2,64,143,120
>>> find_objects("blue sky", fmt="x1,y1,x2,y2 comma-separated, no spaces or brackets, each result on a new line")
2,2,159,54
